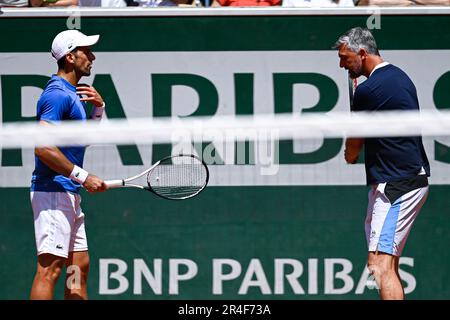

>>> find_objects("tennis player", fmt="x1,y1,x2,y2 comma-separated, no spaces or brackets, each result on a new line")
30,30,108,300
334,27,430,300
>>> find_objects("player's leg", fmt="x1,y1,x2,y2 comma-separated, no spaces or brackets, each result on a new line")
64,250,90,300
365,183,403,299
367,251,403,300
365,183,429,300
389,185,428,299
30,191,72,300
64,193,89,300
394,256,405,298
30,253,66,300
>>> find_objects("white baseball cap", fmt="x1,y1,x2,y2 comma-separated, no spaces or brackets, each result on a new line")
51,30,100,61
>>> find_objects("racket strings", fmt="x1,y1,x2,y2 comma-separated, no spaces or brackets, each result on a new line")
147,156,207,199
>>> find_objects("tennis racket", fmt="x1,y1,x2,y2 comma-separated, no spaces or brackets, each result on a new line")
348,76,357,111
346,76,362,164
104,154,209,200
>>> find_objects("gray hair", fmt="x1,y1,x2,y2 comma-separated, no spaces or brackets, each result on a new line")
333,27,380,56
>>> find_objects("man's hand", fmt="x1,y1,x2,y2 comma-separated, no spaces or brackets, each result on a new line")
345,147,359,164
83,174,108,193
77,84,104,108
345,138,364,164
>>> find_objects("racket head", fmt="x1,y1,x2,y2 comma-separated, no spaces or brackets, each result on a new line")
146,154,209,200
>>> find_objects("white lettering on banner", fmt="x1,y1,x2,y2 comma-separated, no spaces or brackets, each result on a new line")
324,258,354,294
274,259,305,294
399,257,416,294
1,51,449,186
99,258,129,295
98,257,416,296
169,259,198,295
133,258,162,295
308,258,318,295
213,259,242,295
238,259,272,295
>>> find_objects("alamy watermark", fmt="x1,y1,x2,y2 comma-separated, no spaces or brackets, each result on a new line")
366,6,382,30
66,7,81,30
66,264,82,291
170,128,280,176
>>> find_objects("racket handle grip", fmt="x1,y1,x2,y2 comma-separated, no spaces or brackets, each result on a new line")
104,179,124,188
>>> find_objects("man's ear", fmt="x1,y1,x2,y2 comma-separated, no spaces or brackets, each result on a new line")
66,51,76,64
359,48,368,60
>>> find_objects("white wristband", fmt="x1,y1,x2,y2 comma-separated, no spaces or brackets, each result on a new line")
69,165,89,184
91,102,105,120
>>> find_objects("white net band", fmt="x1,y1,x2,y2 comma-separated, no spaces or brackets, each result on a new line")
0,110,449,148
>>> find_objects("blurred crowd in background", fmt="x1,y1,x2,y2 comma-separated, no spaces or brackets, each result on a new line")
1,0,449,8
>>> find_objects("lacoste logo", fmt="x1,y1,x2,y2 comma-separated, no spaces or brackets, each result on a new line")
56,244,63,250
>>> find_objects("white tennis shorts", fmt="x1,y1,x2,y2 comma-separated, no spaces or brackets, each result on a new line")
30,191,88,258
365,182,429,256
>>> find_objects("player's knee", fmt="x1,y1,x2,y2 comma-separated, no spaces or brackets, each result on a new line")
368,258,383,274
37,265,64,283
367,262,379,278
367,260,392,281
